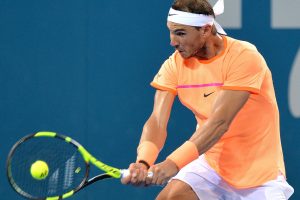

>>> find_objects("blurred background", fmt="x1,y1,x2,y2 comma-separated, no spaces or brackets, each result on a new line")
0,0,299,199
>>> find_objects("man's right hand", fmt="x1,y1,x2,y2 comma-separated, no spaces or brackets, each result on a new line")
121,162,149,186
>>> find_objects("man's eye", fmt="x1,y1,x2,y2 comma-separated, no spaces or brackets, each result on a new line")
176,32,186,36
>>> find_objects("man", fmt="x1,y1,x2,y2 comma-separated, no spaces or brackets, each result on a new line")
122,0,294,199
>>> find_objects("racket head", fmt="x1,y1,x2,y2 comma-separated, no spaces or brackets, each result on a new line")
6,132,89,200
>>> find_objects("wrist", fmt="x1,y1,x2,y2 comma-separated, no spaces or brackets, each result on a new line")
137,160,150,169
164,158,179,171
136,141,159,167
166,141,199,169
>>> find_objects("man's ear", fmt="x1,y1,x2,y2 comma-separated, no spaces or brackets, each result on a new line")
202,24,212,36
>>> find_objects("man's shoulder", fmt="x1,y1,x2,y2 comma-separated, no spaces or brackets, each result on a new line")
226,36,258,54
224,36,266,68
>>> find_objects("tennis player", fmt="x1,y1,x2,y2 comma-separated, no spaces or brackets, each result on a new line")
122,0,294,199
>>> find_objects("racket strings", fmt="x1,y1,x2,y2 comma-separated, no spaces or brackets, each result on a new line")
7,136,87,199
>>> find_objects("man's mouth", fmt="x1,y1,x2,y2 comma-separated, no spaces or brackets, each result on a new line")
176,48,184,53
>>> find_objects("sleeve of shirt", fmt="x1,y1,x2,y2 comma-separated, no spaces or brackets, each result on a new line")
150,53,179,95
221,49,267,94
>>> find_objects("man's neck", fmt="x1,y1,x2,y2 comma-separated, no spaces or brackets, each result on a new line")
195,34,224,60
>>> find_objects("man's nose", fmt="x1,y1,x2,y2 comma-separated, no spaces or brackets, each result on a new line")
170,34,178,47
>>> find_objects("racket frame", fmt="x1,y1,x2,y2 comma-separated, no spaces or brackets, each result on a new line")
6,132,123,200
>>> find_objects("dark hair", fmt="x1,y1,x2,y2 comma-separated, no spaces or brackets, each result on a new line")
172,0,215,17
171,0,217,34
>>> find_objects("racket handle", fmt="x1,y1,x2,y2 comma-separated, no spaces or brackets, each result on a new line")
120,169,153,178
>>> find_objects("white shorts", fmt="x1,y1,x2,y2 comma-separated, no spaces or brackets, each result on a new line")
171,155,294,200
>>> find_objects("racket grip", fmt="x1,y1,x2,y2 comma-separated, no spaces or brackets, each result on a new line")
120,169,153,179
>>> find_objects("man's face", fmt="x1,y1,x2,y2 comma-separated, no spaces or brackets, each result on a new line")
167,21,208,59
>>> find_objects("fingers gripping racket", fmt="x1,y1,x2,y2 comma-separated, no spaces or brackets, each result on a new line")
6,132,150,200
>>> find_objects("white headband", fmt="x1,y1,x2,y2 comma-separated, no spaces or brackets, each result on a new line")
167,0,226,35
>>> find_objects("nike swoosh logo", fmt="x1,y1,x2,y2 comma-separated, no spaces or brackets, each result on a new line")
204,92,215,97
168,14,178,16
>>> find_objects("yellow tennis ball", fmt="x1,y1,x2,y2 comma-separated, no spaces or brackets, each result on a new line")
30,160,49,180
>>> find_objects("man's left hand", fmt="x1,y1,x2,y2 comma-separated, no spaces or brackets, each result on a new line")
146,159,179,186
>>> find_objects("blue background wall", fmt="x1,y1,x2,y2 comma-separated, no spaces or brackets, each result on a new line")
0,0,299,199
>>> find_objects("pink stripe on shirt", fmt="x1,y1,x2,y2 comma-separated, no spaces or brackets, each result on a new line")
176,83,223,89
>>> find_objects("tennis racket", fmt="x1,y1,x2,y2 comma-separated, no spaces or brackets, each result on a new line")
6,131,152,200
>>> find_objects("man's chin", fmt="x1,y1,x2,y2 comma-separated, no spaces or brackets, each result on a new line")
178,51,191,59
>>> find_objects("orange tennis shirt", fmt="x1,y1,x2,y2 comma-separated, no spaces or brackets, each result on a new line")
150,36,285,188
